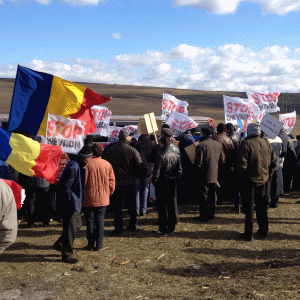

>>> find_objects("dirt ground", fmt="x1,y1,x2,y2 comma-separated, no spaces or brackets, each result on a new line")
1,192,300,300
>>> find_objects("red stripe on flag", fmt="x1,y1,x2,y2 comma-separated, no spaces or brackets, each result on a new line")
32,143,62,184
70,88,112,135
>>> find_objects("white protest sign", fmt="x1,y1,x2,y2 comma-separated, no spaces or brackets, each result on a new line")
223,95,259,127
124,125,138,136
90,105,112,136
108,126,123,143
260,113,283,139
165,111,197,137
279,111,296,134
161,93,189,121
246,91,280,113
46,114,85,154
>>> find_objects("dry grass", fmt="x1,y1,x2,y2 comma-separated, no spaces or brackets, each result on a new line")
1,194,300,300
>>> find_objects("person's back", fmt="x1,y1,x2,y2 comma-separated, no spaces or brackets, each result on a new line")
0,179,17,253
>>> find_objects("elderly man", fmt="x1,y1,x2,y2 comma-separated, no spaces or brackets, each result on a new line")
102,129,144,236
194,126,225,222
0,179,18,253
152,128,182,235
237,123,277,241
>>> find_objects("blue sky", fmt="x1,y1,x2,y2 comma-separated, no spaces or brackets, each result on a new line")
1,0,300,92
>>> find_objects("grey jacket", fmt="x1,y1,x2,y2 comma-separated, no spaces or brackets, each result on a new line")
0,179,17,253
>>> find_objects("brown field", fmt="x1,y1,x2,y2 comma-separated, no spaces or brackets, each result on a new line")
1,78,300,134
1,195,300,300
1,79,300,299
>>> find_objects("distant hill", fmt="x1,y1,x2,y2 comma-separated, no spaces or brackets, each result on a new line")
0,78,299,124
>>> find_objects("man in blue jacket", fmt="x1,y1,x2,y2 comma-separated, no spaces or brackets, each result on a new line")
53,147,92,264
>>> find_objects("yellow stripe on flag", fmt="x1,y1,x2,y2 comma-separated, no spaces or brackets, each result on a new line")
37,76,86,136
6,133,41,176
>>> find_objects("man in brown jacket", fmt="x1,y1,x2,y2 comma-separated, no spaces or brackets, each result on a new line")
237,123,277,241
194,126,225,222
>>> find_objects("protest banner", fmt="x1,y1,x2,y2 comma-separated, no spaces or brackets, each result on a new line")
161,93,189,121
46,114,85,154
90,105,112,136
165,111,197,137
279,111,296,134
260,113,283,139
124,125,138,136
108,126,123,142
246,91,280,113
223,95,257,128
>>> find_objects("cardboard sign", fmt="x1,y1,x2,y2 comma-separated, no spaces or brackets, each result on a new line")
185,141,199,164
246,91,280,113
279,111,296,134
260,113,283,139
137,118,163,136
161,93,189,121
144,112,158,134
165,111,197,137
90,105,112,136
46,114,85,154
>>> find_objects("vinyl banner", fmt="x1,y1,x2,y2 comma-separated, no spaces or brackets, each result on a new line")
246,91,280,113
108,126,123,143
90,105,112,136
165,111,197,136
46,114,85,154
279,111,296,134
161,93,189,121
224,95,257,127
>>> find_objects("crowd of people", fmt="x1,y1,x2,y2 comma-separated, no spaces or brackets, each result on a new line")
1,121,300,263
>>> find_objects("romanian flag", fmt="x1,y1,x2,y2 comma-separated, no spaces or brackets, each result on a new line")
0,126,62,184
8,65,112,136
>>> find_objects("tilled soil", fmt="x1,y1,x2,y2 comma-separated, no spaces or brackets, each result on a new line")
1,193,300,300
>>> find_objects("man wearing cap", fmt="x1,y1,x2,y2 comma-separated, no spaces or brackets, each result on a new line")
53,146,92,263
237,123,277,241
152,128,182,235
102,129,144,236
194,126,225,222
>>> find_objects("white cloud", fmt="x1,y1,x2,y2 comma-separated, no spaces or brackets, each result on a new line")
3,44,300,92
112,33,122,40
61,0,103,5
172,0,300,15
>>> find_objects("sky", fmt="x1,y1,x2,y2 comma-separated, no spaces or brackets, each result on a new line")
1,0,300,92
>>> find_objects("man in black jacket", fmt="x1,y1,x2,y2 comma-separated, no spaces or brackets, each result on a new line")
152,128,182,235
102,129,144,235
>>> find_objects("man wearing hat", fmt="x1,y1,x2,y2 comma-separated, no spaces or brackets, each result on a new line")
102,129,144,236
194,126,225,222
152,128,182,235
237,123,277,241
53,144,92,263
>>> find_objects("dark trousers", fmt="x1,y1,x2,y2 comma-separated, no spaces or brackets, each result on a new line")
24,186,51,225
155,179,178,233
110,184,137,233
241,182,268,236
83,206,106,248
199,183,217,220
266,169,279,207
54,210,82,259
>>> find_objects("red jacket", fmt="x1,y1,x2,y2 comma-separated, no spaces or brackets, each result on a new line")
83,158,115,207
